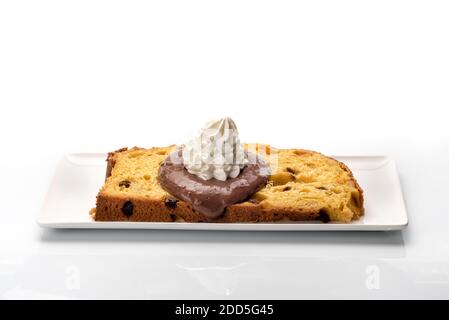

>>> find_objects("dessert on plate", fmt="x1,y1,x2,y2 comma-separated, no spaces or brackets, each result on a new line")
91,118,364,223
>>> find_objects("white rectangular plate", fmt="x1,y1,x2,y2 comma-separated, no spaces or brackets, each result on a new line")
37,154,408,231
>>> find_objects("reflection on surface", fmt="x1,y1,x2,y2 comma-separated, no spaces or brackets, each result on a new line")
0,229,448,299
0,229,404,299
39,229,405,251
3,251,449,299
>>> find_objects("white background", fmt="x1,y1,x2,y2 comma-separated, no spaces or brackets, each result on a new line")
1,0,449,299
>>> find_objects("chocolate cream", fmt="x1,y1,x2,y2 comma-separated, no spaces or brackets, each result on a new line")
158,148,270,219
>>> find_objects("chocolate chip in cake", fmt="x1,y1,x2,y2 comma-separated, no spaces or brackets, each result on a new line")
283,186,292,191
170,213,176,221
122,201,134,217
285,167,298,174
319,209,330,223
119,180,131,188
316,186,327,190
165,198,178,209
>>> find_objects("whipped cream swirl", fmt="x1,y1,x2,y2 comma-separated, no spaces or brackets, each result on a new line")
182,117,247,181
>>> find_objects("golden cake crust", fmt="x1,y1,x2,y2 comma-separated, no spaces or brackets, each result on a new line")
91,145,364,223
